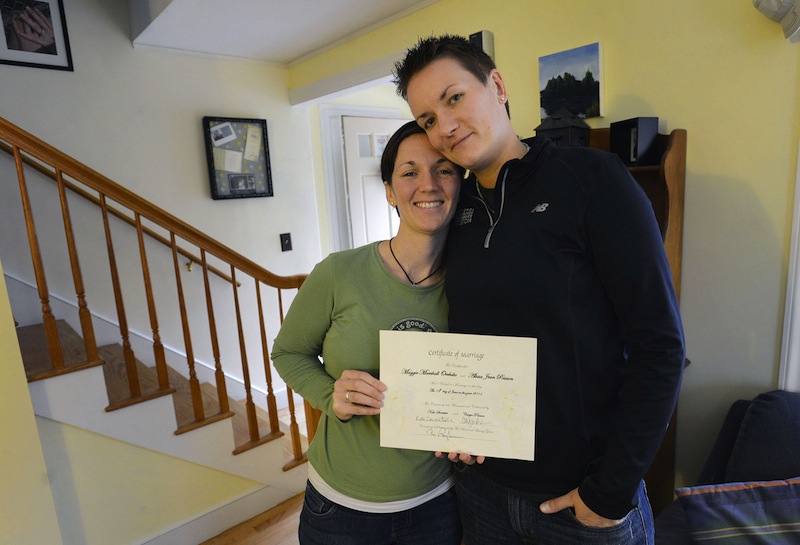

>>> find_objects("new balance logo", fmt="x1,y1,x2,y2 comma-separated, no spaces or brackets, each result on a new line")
531,203,549,213
456,208,475,226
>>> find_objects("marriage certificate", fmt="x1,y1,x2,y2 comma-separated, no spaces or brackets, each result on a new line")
379,330,537,461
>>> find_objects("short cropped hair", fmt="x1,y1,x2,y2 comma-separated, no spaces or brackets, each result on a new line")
393,34,497,101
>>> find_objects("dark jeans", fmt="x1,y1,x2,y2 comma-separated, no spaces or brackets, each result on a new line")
456,466,654,545
298,481,462,545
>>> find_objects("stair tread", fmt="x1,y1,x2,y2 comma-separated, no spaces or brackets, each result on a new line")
98,343,163,406
97,344,218,422
19,324,286,454
17,320,90,378
171,370,222,428
200,382,273,448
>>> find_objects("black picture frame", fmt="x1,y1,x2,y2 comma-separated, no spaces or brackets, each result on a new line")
0,0,73,71
202,117,274,200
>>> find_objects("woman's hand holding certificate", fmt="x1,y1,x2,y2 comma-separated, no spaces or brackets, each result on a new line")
333,369,385,421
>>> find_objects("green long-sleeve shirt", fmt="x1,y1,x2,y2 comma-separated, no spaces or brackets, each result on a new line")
271,242,452,502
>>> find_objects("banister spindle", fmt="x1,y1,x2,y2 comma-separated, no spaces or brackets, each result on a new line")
170,233,204,422
201,249,229,413
278,288,314,442
55,169,100,364
277,289,307,468
256,280,280,435
283,385,306,470
13,146,64,371
100,194,141,400
135,212,169,390
231,267,260,443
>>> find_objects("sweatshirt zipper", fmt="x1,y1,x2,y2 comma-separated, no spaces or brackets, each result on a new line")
476,169,509,248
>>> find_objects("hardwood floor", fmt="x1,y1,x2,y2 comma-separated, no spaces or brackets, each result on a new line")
199,490,467,545
200,493,302,545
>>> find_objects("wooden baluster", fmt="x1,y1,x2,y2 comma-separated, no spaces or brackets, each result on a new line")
13,146,64,371
278,287,317,446
200,249,229,413
231,267,259,443
256,280,280,435
55,169,100,364
135,213,169,390
304,398,320,444
100,194,141,400
283,386,306,470
276,288,307,468
170,233,204,422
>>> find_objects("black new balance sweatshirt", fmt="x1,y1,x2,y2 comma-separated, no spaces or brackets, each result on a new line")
445,136,685,519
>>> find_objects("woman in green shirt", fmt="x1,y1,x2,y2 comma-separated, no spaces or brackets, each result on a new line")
272,121,463,545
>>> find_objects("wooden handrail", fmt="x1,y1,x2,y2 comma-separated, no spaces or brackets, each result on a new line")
1,115,312,466
1,139,236,286
0,119,305,289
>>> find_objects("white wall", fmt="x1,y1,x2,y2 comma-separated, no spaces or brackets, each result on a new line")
0,0,323,400
1,0,320,274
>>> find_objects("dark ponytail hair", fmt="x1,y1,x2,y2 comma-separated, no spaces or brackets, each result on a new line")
380,120,426,184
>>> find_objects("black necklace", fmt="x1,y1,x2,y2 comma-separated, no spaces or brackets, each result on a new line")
388,238,443,286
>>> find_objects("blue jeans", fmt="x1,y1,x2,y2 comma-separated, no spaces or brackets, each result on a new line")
455,466,654,545
298,481,462,545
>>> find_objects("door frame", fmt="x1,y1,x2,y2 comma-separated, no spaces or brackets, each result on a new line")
319,104,406,252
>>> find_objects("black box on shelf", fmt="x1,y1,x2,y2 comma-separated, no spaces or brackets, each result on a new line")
610,117,659,166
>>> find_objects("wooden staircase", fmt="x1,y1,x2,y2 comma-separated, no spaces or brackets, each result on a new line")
1,114,317,494
17,319,293,459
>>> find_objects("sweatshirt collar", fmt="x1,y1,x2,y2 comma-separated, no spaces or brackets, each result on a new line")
465,136,553,196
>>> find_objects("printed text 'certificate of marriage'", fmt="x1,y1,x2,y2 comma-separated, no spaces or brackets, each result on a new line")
379,330,537,461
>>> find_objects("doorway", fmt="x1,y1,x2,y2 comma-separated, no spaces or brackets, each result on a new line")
319,104,408,252
342,115,407,248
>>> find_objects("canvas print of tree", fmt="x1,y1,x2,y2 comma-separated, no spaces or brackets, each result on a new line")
538,42,603,119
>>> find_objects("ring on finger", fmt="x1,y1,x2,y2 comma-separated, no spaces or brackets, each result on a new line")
345,390,351,403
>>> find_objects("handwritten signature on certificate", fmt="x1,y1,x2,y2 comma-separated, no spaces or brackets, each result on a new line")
379,330,537,461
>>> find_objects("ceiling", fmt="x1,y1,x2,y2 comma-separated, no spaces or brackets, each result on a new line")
132,0,440,66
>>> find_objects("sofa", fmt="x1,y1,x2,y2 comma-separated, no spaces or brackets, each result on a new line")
654,389,800,544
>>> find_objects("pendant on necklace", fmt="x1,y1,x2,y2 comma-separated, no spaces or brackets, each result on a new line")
389,238,442,286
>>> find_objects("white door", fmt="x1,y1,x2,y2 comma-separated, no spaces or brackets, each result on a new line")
342,116,408,248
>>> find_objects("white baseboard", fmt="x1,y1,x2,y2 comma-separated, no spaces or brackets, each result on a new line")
137,484,303,545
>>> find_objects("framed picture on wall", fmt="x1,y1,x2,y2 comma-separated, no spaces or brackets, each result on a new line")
202,116,274,200
538,42,603,120
0,0,73,71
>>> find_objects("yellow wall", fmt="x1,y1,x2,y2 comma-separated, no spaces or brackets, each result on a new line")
0,257,260,545
292,0,800,484
35,417,258,545
0,259,62,545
